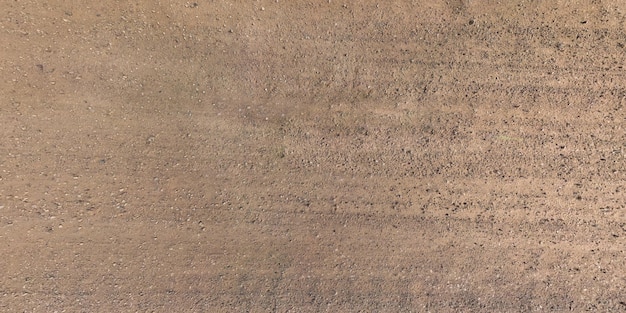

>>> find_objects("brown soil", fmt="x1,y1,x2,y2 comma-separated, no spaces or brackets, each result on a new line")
3,0,626,311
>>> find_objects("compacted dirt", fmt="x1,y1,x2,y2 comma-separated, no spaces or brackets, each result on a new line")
3,0,626,311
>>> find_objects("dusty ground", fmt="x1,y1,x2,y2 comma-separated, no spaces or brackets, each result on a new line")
3,0,626,311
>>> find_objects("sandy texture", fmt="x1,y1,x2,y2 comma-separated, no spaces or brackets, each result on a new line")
3,0,626,311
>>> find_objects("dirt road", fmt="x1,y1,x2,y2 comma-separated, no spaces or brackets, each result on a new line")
3,0,626,311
